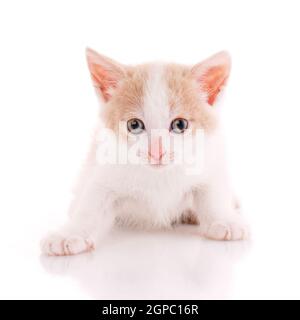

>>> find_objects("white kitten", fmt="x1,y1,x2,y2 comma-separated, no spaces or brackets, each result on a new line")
41,48,249,256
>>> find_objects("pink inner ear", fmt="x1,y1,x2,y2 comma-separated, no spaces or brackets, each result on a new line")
201,65,229,105
91,65,118,102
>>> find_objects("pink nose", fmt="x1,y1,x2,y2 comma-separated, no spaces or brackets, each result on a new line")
148,137,166,162
148,150,166,161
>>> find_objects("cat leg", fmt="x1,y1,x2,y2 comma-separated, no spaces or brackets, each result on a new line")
41,176,115,256
194,180,249,241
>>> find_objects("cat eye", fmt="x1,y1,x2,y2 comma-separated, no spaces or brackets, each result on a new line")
170,118,188,134
127,118,145,134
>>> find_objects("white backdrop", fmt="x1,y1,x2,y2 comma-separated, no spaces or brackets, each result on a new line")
0,0,300,299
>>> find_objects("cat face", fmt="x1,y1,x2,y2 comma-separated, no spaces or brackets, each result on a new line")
86,48,230,168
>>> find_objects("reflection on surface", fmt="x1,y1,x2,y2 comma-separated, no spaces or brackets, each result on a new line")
41,226,250,299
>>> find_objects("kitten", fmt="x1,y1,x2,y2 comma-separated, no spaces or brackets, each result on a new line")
41,48,249,256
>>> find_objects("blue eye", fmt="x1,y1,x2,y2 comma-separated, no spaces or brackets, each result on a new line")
127,118,145,134
170,118,188,133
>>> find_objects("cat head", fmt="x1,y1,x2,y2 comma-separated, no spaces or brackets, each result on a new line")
86,48,231,169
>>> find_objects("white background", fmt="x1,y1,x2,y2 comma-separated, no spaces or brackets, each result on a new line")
0,0,300,299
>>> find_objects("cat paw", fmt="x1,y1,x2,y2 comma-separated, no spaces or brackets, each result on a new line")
203,219,249,241
41,233,95,256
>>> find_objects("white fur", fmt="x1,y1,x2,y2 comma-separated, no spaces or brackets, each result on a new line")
41,63,249,256
143,64,170,130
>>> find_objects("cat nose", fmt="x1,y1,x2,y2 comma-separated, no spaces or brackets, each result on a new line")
148,150,166,161
148,137,166,162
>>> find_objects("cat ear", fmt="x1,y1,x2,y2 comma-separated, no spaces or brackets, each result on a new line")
86,48,126,102
191,51,231,106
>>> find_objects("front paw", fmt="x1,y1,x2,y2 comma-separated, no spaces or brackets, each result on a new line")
203,218,249,241
41,233,95,256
